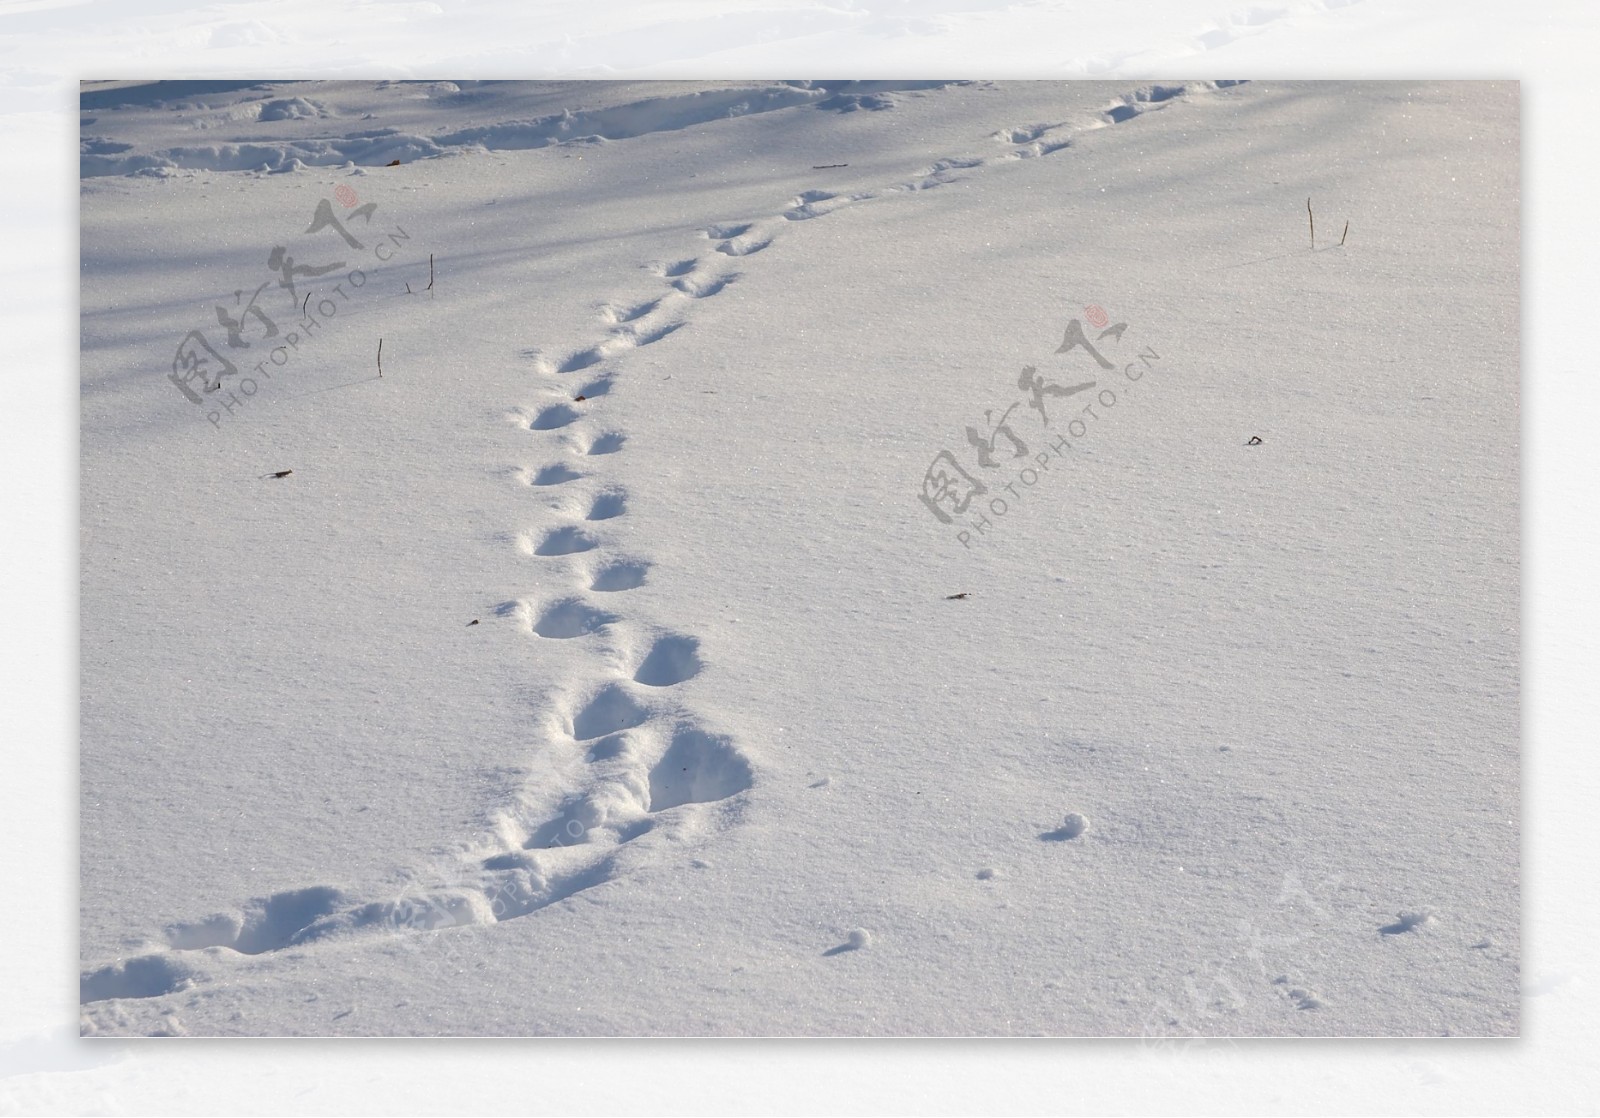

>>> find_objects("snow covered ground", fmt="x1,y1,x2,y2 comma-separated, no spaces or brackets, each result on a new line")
76,77,1520,1039
0,0,1588,1109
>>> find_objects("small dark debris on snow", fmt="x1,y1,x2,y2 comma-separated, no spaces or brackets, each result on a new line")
386,159,401,166
467,619,480,626
574,394,587,402
264,469,293,479
945,592,970,600
812,163,848,169
1246,435,1263,445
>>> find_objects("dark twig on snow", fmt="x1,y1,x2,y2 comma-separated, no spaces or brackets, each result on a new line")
1307,197,1315,250
377,337,383,378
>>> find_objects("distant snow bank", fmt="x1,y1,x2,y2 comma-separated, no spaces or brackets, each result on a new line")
78,79,962,177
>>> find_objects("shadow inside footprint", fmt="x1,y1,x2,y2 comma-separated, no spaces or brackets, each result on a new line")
556,348,605,374
572,684,650,740
525,798,597,849
591,559,649,592
534,526,598,556
530,404,580,430
601,298,660,324
673,274,735,299
717,238,771,257
585,733,629,762
482,851,534,872
634,634,701,687
647,727,752,811
163,885,348,956
586,432,626,455
614,817,654,843
996,123,1053,143
531,464,582,486
784,190,841,220
533,598,616,638
631,320,685,346
587,491,626,520
234,886,348,954
80,954,191,1004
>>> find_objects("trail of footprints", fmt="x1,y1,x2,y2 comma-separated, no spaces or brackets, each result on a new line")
81,79,1245,1008
82,244,757,1007
486,315,752,931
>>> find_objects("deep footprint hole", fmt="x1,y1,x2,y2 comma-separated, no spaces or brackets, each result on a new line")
535,526,599,556
587,491,626,520
634,634,702,687
533,598,616,638
591,559,649,592
162,885,348,957
648,727,753,812
530,404,580,430
531,463,583,486
571,684,650,740
672,273,736,299
80,954,191,1004
557,348,604,374
601,298,659,323
585,733,629,762
633,320,685,346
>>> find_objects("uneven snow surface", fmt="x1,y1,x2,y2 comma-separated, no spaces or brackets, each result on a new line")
78,78,1518,1038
